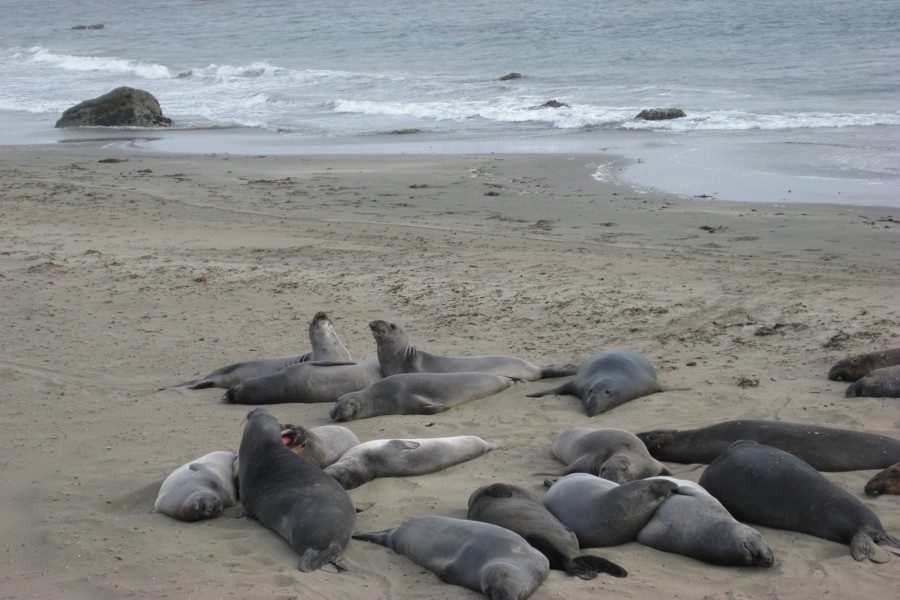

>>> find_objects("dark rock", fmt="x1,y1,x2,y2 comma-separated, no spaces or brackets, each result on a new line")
499,72,522,81
55,87,173,128
635,107,686,121
71,24,104,30
527,99,570,110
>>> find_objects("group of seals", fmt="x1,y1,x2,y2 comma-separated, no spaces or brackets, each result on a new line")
546,427,670,482
153,451,237,522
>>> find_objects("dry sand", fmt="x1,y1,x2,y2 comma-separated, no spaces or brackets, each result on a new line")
1,143,898,599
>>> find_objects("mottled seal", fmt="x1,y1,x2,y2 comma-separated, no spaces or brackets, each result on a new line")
171,311,351,389
866,463,900,496
222,357,383,404
845,365,900,398
635,477,774,567
153,451,237,522
238,407,356,571
467,483,627,579
354,516,550,600
369,319,577,381
542,473,677,547
699,440,900,563
828,347,900,382
547,427,671,483
527,349,666,416
636,419,900,471
330,372,514,421
280,424,360,468
323,435,497,490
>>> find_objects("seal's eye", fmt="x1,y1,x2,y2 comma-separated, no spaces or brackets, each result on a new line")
850,358,860,365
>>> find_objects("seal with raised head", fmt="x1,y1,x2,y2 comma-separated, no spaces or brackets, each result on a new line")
238,407,356,571
323,435,497,490
828,347,900,382
547,427,671,483
866,463,900,496
369,319,576,381
170,311,352,389
280,424,360,467
844,365,900,398
542,473,677,547
467,483,627,580
222,357,383,404
636,419,900,471
354,515,550,600
330,372,514,421
526,348,666,416
699,440,900,563
635,477,774,567
153,451,237,522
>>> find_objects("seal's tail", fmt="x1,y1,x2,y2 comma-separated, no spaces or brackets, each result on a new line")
538,363,578,379
566,555,628,580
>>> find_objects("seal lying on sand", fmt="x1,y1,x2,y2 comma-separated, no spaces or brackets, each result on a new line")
153,451,237,522
170,312,351,389
866,463,900,496
238,408,356,571
527,349,668,416
354,516,550,600
828,347,900,382
699,440,900,563
844,365,900,398
546,427,670,483
467,483,627,579
369,319,577,381
636,419,900,471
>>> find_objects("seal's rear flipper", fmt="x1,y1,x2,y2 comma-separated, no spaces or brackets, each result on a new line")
538,363,578,379
169,379,215,390
297,544,344,572
353,529,394,546
526,382,571,398
850,528,890,563
567,555,628,580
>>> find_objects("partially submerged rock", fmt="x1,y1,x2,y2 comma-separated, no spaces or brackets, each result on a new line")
55,86,173,128
635,108,686,121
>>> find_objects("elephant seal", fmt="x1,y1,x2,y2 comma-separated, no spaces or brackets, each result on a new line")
699,440,900,563
547,427,670,483
845,365,900,398
280,424,360,467
171,312,351,389
323,435,497,490
542,473,677,547
634,477,774,567
330,372,514,421
467,483,627,580
238,407,356,571
866,463,900,496
354,516,549,600
369,319,576,381
527,349,666,416
828,347,900,381
222,357,383,405
153,451,237,522
636,419,900,471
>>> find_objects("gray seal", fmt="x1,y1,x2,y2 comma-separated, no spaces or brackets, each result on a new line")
369,319,577,381
222,357,383,405
636,419,900,471
542,473,677,547
527,348,666,416
467,483,627,580
153,451,237,522
238,407,356,571
866,462,900,496
699,440,900,563
635,477,774,567
330,372,514,421
280,424,360,468
845,365,900,398
323,435,497,490
828,347,900,382
170,311,351,389
354,516,549,600
547,427,671,483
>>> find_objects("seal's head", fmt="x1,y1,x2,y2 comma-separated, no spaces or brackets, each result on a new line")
828,355,864,381
597,455,635,484
330,395,360,422
369,319,403,343
584,380,621,416
865,463,900,496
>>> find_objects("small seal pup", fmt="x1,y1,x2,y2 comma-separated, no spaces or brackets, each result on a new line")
170,312,352,389
527,349,667,416
699,440,900,563
828,347,900,381
635,477,774,567
222,357,383,404
323,435,497,490
467,483,627,579
866,463,900,496
845,365,900,398
330,372,514,421
547,427,670,483
369,319,577,381
636,419,900,471
238,407,356,571
354,515,550,600
542,473,677,547
153,451,237,522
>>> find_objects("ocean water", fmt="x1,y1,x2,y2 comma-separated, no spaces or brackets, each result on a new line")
1,0,898,206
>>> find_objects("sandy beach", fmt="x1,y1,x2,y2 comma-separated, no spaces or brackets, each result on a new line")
1,143,898,599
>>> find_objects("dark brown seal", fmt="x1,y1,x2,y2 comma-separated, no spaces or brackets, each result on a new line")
828,347,900,382
866,463,900,496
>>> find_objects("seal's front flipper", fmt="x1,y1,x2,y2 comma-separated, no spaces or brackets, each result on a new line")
567,555,628,579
